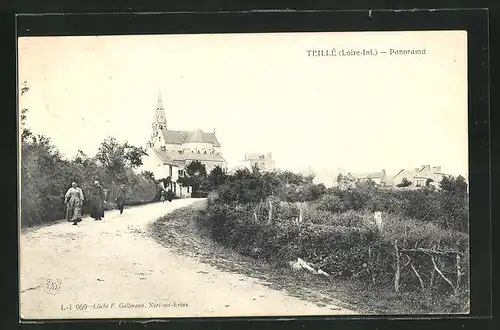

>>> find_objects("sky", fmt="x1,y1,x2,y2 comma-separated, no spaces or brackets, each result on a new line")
18,31,468,177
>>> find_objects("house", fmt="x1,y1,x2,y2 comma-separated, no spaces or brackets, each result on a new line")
352,169,392,186
140,147,192,198
393,165,445,188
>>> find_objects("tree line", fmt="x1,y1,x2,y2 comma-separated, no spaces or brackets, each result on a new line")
20,81,157,227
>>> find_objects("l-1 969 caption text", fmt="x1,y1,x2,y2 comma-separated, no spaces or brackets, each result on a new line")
60,301,189,311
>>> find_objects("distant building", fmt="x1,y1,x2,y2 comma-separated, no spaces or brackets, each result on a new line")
232,152,275,172
144,92,227,173
393,165,445,188
352,169,391,187
140,92,228,197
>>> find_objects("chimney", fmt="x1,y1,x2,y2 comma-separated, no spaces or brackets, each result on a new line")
425,165,431,171
415,168,420,173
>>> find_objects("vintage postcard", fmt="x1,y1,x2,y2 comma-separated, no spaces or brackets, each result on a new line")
18,30,469,320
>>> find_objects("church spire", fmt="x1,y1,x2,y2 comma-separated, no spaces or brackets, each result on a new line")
157,88,164,111
154,89,166,126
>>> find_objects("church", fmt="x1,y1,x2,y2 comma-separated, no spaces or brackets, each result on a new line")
140,93,227,197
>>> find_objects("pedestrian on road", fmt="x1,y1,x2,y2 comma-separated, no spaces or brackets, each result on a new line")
89,180,106,220
64,181,84,225
116,184,127,215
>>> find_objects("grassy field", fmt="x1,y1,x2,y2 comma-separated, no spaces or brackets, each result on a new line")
149,201,469,315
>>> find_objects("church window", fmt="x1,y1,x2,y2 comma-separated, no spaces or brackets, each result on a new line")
204,151,207,154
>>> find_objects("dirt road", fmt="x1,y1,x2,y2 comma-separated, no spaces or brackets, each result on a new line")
20,199,357,319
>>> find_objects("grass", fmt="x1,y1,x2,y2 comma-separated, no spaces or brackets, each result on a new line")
148,201,469,315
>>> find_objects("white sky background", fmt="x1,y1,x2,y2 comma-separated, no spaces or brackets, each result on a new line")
18,31,468,177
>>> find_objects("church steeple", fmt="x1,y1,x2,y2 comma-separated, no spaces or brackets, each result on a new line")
150,90,167,148
154,90,167,127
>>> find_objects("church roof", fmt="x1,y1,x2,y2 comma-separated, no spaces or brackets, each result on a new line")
161,129,221,147
152,149,178,166
163,150,226,163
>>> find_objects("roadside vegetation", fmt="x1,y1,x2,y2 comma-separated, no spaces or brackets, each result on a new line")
20,81,162,228
154,163,469,314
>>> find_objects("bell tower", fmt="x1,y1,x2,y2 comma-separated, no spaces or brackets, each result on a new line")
150,90,167,148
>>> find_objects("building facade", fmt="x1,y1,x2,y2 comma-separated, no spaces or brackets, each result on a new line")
141,93,227,196
230,152,276,173
393,165,445,188
352,169,391,186
140,148,192,197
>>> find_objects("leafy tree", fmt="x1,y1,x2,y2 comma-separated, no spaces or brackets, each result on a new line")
336,173,356,190
206,165,227,190
95,137,147,183
20,81,33,141
142,170,155,181
426,178,434,187
439,175,468,232
277,170,306,186
181,160,207,194
397,177,413,187
123,142,148,167
186,160,207,177
440,175,468,194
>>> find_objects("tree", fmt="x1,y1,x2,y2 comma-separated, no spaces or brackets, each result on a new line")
439,175,468,232
183,160,207,194
186,160,207,177
206,165,227,190
397,177,413,187
440,175,468,194
426,178,434,187
95,137,147,183
123,142,148,167
20,81,33,141
336,173,356,190
142,171,155,181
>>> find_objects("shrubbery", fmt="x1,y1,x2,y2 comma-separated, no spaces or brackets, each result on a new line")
20,135,158,227
20,99,156,227
197,167,469,304
20,82,158,227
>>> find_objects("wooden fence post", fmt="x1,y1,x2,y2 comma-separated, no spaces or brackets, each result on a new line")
268,200,273,224
394,240,400,293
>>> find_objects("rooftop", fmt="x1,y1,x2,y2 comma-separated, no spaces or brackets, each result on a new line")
162,129,221,147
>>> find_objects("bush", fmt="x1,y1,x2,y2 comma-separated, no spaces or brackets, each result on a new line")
20,135,157,227
192,167,470,308
199,194,469,298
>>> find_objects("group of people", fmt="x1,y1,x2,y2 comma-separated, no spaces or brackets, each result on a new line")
64,180,127,226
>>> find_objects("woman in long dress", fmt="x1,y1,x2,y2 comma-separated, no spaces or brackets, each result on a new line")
65,181,84,225
89,180,106,220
